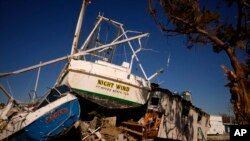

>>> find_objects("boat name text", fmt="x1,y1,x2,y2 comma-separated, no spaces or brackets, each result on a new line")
45,108,68,123
97,79,130,93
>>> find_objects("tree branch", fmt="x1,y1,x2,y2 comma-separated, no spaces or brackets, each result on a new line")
242,0,250,8
195,27,227,49
169,14,228,50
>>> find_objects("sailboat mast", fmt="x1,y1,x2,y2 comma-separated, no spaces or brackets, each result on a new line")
32,61,41,101
70,0,90,55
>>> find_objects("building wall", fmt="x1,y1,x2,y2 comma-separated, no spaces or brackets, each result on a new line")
152,90,210,140
207,115,225,135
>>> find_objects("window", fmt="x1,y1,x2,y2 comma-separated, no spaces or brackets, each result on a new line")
182,105,190,116
150,97,159,106
56,85,70,94
36,85,70,109
197,113,202,123
182,100,190,116
47,89,60,103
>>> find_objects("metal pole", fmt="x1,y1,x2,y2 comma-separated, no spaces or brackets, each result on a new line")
0,33,149,78
33,61,41,101
70,0,89,54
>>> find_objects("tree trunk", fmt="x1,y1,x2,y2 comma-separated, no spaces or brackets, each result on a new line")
230,78,250,124
223,47,250,125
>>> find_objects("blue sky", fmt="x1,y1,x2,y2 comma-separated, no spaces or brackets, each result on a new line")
0,0,235,115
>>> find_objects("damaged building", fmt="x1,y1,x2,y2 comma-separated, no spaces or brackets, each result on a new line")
53,85,210,141
144,84,210,140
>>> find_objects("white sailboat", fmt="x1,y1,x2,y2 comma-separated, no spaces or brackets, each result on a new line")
0,0,162,110
55,13,163,108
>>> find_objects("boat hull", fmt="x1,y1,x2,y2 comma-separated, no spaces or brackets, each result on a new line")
1,94,80,141
24,98,80,140
67,71,150,109
60,60,151,109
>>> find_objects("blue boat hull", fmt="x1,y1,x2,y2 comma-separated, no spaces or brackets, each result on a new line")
8,99,80,141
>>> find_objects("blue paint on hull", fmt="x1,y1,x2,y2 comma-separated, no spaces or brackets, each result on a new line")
9,99,80,141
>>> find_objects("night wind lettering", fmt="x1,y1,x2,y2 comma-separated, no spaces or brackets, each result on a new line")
116,84,130,92
96,79,130,94
97,80,114,88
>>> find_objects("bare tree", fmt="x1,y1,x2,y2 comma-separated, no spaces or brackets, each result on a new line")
148,0,250,124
